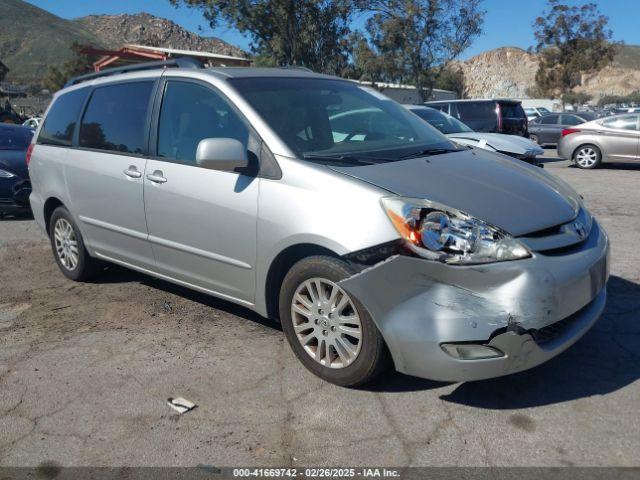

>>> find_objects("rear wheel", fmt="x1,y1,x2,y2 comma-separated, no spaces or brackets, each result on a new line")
279,256,390,387
574,144,601,169
49,206,102,281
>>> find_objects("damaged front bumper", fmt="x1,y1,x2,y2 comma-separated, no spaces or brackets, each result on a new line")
340,220,609,382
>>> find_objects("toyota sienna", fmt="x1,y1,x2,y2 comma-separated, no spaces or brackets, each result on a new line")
28,59,609,386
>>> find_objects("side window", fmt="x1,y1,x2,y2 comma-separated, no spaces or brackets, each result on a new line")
540,115,559,125
38,88,88,146
79,82,154,154
601,115,638,131
562,115,583,126
157,81,249,164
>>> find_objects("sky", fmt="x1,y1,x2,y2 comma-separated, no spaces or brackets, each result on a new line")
25,0,639,60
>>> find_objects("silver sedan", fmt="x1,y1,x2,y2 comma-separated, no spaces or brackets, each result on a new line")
558,114,640,169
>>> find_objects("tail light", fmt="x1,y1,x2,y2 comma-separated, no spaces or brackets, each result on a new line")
25,143,34,166
561,128,580,138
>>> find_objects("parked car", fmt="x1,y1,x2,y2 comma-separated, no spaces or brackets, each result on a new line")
524,106,551,122
29,60,609,386
528,112,597,146
558,114,640,169
425,99,529,137
22,117,41,129
0,123,33,215
406,105,543,164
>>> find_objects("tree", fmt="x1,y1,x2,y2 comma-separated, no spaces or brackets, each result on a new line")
357,0,484,101
43,43,94,92
562,91,591,107
432,65,465,98
533,0,618,104
169,0,355,75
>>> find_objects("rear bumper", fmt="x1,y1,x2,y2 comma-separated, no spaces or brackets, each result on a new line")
339,220,609,382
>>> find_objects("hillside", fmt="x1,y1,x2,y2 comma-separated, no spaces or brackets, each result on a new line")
0,0,247,83
458,44,640,100
0,0,102,82
74,13,247,59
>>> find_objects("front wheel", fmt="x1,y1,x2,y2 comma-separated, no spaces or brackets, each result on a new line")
529,134,539,145
573,144,602,169
279,256,390,387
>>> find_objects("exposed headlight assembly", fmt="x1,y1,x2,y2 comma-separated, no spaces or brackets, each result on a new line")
0,169,16,178
381,197,531,265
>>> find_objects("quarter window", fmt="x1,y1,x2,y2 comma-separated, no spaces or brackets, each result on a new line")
38,88,88,146
157,81,249,164
79,82,153,154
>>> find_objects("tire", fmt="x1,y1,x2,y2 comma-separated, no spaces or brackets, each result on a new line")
279,255,390,387
529,134,539,145
49,206,102,281
573,144,602,169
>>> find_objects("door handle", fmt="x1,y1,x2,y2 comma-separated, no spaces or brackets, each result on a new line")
123,166,142,178
146,170,167,184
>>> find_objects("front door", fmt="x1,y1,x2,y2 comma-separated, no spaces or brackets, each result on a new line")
65,80,156,269
143,79,259,306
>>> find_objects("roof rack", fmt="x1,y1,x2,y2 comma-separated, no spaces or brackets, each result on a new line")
279,65,314,73
64,57,203,88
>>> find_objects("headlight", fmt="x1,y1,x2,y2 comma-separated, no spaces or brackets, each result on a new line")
0,169,16,178
381,197,531,265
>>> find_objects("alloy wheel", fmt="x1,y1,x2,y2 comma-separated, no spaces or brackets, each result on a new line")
291,278,362,369
575,147,598,168
53,218,79,271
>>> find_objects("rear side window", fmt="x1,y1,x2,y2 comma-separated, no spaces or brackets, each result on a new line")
601,115,638,131
38,88,88,146
79,82,154,155
540,115,559,125
499,103,526,119
562,115,584,126
455,102,497,131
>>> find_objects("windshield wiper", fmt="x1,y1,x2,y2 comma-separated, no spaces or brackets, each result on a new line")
399,147,463,160
302,153,387,165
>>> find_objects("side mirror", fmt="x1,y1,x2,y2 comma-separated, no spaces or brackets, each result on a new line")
196,138,248,171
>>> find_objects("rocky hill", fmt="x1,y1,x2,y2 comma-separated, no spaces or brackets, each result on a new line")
458,45,640,100
455,47,538,99
0,0,247,83
0,0,101,82
74,13,247,59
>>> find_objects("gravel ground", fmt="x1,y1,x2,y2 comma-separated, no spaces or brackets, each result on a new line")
0,152,639,469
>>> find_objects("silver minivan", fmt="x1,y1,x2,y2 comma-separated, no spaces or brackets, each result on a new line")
28,60,609,386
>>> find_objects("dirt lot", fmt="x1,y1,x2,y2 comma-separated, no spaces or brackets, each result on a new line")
1,153,639,468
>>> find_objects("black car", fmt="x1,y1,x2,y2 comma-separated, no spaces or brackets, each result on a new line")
424,99,529,136
0,123,33,216
528,112,596,146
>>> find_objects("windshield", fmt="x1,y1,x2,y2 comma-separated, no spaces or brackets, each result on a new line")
538,107,551,114
0,127,33,150
229,77,455,161
410,107,473,134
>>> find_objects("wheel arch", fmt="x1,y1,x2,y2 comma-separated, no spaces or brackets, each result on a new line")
264,243,341,321
43,196,65,235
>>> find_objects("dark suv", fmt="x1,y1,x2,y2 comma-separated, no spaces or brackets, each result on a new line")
425,99,529,137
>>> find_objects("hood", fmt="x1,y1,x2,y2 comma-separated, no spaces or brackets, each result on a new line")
0,149,29,178
447,132,543,155
330,149,580,236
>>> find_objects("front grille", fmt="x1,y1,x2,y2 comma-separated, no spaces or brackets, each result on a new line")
529,301,591,345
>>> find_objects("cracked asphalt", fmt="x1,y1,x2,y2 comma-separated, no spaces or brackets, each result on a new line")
1,152,639,468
